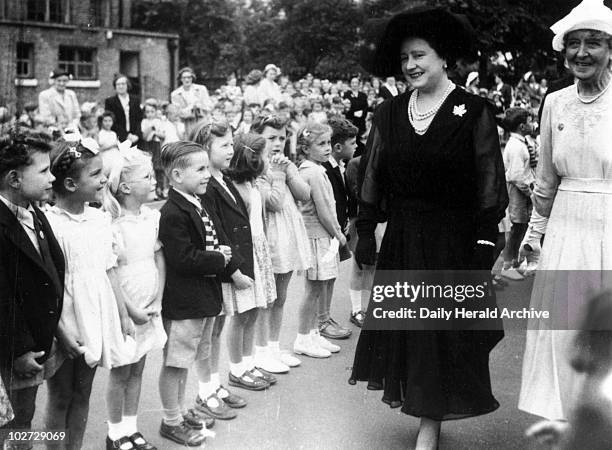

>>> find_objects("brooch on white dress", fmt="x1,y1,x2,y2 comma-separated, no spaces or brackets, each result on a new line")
453,104,467,117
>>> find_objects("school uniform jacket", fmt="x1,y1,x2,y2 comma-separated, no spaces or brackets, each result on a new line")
104,94,143,143
159,188,227,320
322,160,349,230
0,202,64,370
201,176,254,280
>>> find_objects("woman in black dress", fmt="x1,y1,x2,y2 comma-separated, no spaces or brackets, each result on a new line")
351,7,508,449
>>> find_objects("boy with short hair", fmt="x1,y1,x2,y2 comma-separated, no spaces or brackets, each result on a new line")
500,107,537,281
319,116,359,339
158,141,234,446
0,128,65,438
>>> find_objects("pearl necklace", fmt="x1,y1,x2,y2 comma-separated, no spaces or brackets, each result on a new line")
408,82,455,134
576,76,612,104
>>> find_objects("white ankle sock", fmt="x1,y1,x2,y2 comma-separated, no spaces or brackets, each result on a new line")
349,289,362,314
254,345,268,357
229,361,243,378
210,372,221,390
122,415,137,436
107,421,124,441
198,380,216,400
243,355,254,370
268,341,280,352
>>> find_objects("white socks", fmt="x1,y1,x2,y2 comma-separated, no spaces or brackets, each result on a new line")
229,361,243,378
349,289,362,314
198,380,216,401
162,406,181,426
254,345,268,356
123,415,137,436
109,416,139,440
107,421,124,441
243,355,255,370
210,372,221,390
269,341,280,353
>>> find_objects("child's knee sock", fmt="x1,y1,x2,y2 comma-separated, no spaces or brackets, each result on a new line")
162,407,181,427
349,289,362,314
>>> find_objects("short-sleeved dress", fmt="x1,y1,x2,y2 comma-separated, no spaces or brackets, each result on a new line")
47,206,136,369
112,206,167,364
222,182,277,315
256,163,312,274
350,88,508,420
519,85,612,420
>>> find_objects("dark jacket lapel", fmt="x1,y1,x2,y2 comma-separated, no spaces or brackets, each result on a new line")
168,189,207,244
208,177,249,221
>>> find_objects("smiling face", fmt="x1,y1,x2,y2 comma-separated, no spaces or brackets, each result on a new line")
303,131,332,164
400,37,447,92
115,77,129,95
181,71,194,88
122,162,156,204
208,131,234,171
173,151,210,196
14,151,55,203
564,29,612,82
54,75,69,94
75,155,107,203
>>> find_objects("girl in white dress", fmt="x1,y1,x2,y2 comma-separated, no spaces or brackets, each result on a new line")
45,139,134,450
103,147,167,449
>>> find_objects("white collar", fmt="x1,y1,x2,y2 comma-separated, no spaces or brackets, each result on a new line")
173,187,202,212
509,132,527,143
0,193,35,229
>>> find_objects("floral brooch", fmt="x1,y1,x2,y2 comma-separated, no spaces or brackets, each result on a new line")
453,104,467,117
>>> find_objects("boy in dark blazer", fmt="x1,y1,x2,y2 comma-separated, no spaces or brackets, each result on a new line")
318,116,359,339
0,129,64,434
158,141,238,447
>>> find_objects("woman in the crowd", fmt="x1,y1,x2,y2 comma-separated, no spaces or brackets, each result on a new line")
519,0,612,422
350,7,507,449
170,67,213,138
104,74,142,146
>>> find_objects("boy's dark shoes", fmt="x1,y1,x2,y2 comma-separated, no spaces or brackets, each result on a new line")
195,393,238,419
183,408,215,430
216,385,247,408
350,310,365,328
319,318,352,339
159,421,205,447
128,432,157,450
228,371,269,391
106,436,135,450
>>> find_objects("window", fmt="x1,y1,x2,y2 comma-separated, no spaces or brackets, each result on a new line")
58,46,96,80
16,43,34,78
89,0,105,27
27,0,66,23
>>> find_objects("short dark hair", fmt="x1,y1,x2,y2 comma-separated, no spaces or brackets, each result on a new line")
329,116,358,147
503,107,531,132
50,140,99,194
228,133,266,183
250,114,286,134
113,74,132,90
160,141,205,177
97,110,116,129
0,127,52,178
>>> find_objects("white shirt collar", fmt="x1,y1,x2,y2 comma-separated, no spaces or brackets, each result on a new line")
173,187,202,212
0,193,35,229
510,132,527,143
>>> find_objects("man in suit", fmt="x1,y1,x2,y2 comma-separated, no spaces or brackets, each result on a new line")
104,74,142,145
38,69,81,131
0,129,64,436
343,77,369,156
379,76,399,101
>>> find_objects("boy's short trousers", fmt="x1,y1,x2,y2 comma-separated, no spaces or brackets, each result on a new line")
162,317,215,368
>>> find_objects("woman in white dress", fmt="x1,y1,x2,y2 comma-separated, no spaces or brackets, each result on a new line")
519,0,612,421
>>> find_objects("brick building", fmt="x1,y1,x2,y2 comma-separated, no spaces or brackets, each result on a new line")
0,0,179,112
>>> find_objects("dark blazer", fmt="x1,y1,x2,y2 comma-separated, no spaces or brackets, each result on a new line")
104,95,143,143
0,201,64,370
343,90,368,135
201,176,253,280
159,188,227,320
379,85,397,101
322,160,349,230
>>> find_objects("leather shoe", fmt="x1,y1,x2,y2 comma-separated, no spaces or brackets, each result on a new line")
350,311,365,328
183,408,215,429
216,385,247,408
319,318,352,339
159,421,204,447
249,367,277,385
228,371,269,391
128,432,156,450
195,393,237,420
106,436,134,450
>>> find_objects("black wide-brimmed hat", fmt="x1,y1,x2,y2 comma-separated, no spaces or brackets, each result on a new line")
360,6,475,78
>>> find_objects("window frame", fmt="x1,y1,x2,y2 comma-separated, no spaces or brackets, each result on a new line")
16,42,35,79
58,46,97,81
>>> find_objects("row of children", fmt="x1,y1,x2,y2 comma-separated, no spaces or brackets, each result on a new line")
0,111,374,449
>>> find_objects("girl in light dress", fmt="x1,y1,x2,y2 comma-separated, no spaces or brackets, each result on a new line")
251,115,311,372
294,121,346,358
223,132,278,387
45,139,134,450
103,147,167,449
98,111,120,152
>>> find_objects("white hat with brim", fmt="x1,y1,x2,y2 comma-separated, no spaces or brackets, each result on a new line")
551,0,612,51
264,64,281,74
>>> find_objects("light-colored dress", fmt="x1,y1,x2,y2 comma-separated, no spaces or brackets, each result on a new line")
222,182,277,314
256,163,312,274
112,206,167,364
519,84,612,420
47,206,136,369
0,376,13,426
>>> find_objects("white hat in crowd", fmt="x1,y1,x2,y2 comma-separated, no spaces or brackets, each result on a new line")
264,64,281,75
551,0,612,51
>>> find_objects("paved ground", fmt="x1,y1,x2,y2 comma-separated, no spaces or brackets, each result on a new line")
32,256,545,450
